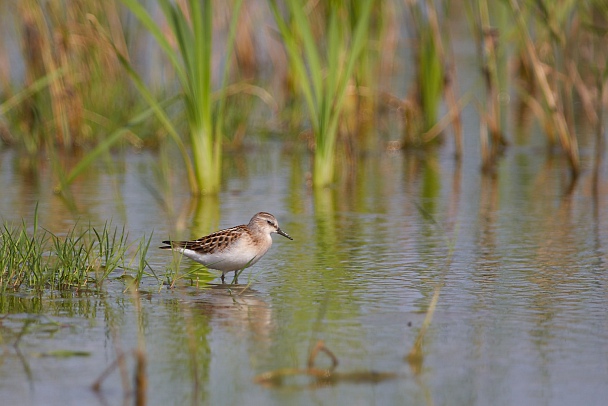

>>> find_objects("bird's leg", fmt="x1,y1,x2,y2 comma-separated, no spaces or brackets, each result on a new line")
221,273,225,284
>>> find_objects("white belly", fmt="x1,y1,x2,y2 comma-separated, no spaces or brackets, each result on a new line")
176,238,272,273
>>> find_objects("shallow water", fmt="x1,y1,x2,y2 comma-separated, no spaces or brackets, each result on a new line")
1,132,608,405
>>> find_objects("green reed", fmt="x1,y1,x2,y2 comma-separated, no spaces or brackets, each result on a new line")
417,16,443,134
119,0,243,195
0,213,145,292
398,0,467,155
400,0,445,147
270,0,373,188
2,0,605,191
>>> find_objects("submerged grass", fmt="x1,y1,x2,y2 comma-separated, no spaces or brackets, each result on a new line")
0,210,150,292
255,340,398,388
405,203,459,373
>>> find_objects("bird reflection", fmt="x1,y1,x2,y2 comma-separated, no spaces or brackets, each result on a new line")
187,284,273,344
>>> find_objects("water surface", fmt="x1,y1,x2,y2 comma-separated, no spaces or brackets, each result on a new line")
1,134,608,406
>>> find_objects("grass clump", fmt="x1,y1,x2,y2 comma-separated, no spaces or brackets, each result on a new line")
0,212,148,292
270,0,373,188
118,0,244,195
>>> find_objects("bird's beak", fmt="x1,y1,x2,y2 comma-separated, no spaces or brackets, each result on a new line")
277,228,293,240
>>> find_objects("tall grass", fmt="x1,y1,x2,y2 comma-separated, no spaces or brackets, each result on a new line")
0,0,149,199
270,0,373,188
1,0,605,187
2,0,133,152
414,5,444,134
119,0,243,195
0,211,147,292
401,0,464,154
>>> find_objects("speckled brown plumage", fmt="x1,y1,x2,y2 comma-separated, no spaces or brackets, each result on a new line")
162,226,247,254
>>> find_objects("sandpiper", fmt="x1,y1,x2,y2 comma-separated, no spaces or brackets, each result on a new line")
160,212,293,283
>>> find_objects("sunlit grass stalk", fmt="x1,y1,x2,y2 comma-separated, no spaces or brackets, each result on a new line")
270,0,373,188
119,0,243,195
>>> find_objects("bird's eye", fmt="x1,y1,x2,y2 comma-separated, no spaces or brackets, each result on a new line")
267,220,274,226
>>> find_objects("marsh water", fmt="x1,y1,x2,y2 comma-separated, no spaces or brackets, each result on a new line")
1,125,608,406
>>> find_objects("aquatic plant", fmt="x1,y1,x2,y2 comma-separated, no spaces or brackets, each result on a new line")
119,0,243,195
1,0,133,152
269,0,373,188
413,4,444,134
399,0,464,155
509,0,580,177
255,340,398,388
1,0,605,188
0,212,148,292
406,203,458,373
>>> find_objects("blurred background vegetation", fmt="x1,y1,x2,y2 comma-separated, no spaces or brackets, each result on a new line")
0,0,606,194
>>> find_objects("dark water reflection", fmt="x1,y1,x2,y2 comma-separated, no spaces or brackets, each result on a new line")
1,138,608,405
